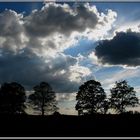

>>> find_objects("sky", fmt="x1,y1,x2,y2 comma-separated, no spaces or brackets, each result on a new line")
0,2,140,115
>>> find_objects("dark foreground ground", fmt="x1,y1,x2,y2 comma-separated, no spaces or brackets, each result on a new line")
0,114,140,137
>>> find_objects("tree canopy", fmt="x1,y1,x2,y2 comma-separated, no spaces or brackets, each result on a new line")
0,79,138,115
0,82,26,114
75,80,107,115
110,80,139,113
28,82,58,116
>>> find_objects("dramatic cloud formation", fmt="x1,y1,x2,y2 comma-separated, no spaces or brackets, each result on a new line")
24,3,100,37
0,52,86,93
0,3,117,95
95,31,140,67
23,3,117,55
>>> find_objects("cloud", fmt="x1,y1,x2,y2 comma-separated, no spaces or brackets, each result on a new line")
0,3,118,95
24,3,117,42
0,52,86,93
59,106,77,115
56,93,76,102
24,3,99,37
95,31,140,67
57,94,77,115
0,3,117,56
0,9,23,37
69,64,92,83
0,10,26,54
88,51,98,65
23,3,117,59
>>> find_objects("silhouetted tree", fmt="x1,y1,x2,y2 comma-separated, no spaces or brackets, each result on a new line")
53,111,61,116
103,99,110,114
75,80,107,115
110,80,139,114
28,82,58,116
0,82,26,114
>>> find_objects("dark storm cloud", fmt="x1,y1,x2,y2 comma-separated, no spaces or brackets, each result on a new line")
24,3,99,37
0,52,79,93
95,31,140,67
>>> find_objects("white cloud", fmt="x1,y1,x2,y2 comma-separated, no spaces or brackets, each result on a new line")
0,10,26,54
88,51,98,65
69,64,92,83
115,22,140,33
84,9,117,41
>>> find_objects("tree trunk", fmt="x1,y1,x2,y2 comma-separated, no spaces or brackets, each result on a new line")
78,110,83,116
91,108,95,114
41,95,45,116
120,104,124,114
41,106,44,116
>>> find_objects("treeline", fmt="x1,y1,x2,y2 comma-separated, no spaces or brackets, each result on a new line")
0,80,139,116
0,82,58,116
76,80,139,115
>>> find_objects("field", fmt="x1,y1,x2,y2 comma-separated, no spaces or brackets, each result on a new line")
0,114,140,137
